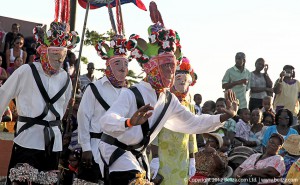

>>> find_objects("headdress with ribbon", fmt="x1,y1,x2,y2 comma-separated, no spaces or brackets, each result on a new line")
125,1,182,92
33,22,80,75
95,35,129,87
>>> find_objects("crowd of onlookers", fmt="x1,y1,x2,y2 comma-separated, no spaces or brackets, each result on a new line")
1,22,300,185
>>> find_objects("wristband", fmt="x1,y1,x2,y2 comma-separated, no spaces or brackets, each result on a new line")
126,119,133,127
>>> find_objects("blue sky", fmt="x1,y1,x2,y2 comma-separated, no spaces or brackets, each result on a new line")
1,0,300,104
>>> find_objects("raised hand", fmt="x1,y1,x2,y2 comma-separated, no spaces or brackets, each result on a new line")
220,89,238,122
130,104,154,126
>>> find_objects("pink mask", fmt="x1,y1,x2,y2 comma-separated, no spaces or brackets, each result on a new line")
107,56,129,82
174,73,191,93
157,54,177,88
47,47,68,70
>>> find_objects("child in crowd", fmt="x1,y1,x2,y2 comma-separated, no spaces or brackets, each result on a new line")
215,98,237,141
196,100,216,147
249,108,267,152
220,136,231,156
194,93,202,115
202,100,216,115
234,108,257,147
262,111,275,126
261,96,275,114
6,56,23,77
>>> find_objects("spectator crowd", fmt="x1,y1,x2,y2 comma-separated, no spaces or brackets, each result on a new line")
1,22,300,185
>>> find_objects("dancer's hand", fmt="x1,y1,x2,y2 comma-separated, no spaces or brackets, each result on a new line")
130,104,154,126
220,89,239,122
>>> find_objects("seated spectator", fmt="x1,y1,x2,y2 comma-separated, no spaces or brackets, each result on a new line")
6,56,24,77
234,108,256,147
281,134,300,178
60,149,81,185
220,136,231,156
217,133,286,185
249,108,267,152
202,100,216,115
261,96,275,114
262,109,298,153
5,36,27,68
0,55,7,86
284,157,300,184
194,93,202,115
190,133,227,184
196,100,217,147
249,58,273,112
262,112,275,126
216,98,237,142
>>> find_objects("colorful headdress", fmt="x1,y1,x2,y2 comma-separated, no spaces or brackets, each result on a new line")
33,22,80,75
94,35,128,65
94,35,129,88
125,1,182,74
33,22,80,50
176,57,197,86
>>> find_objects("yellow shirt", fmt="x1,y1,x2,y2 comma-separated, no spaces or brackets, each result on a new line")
274,79,300,116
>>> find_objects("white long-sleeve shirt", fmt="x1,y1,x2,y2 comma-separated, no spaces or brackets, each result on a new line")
77,76,122,165
99,81,223,174
0,62,72,151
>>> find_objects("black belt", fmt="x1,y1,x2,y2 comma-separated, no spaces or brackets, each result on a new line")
101,133,149,179
90,132,102,139
17,116,61,155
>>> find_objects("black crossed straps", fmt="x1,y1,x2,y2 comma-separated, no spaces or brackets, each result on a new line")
17,63,69,155
100,86,172,181
88,83,110,139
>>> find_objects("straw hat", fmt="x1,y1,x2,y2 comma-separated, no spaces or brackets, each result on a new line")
203,133,223,148
282,134,300,156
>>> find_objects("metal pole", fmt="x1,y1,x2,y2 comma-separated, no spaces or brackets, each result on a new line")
66,0,90,133
69,0,77,31
108,4,117,34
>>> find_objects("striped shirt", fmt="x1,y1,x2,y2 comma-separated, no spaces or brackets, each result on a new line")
79,74,97,92
222,66,251,109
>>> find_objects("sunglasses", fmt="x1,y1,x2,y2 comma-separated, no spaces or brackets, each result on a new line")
15,42,24,45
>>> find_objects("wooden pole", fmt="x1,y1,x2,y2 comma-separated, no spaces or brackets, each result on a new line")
65,0,90,133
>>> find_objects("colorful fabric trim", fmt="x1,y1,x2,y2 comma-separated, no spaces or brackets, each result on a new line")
9,163,58,184
105,65,127,88
170,86,188,102
128,171,154,185
37,45,60,75
144,67,164,94
177,57,197,86
33,22,79,50
126,25,181,66
95,36,128,60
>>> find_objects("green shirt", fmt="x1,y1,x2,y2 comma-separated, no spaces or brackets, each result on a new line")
222,66,251,109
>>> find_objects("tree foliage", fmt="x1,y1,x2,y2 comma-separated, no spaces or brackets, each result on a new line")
83,29,143,85
84,29,115,46
80,56,89,65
